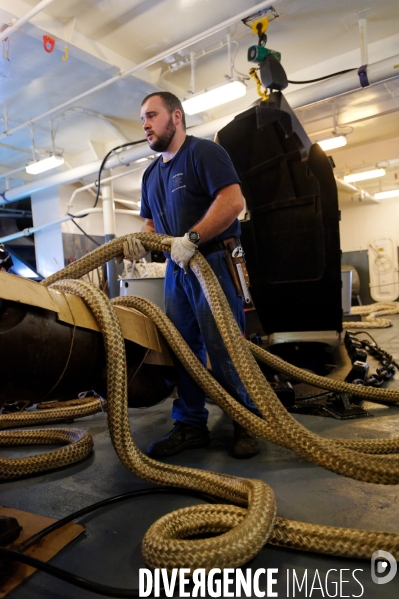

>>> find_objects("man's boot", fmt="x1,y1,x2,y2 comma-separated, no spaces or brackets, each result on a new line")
147,421,210,458
232,421,260,458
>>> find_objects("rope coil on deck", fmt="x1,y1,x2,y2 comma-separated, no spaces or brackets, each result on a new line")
1,232,399,569
343,302,399,329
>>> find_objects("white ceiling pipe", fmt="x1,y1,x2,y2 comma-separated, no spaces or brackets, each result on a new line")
65,163,152,213
336,157,399,177
0,207,140,243
359,19,368,66
0,0,57,43
286,54,399,110
0,165,27,179
335,177,379,203
0,0,278,141
0,114,236,205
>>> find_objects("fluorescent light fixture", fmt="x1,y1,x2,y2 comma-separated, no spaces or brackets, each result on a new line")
26,154,64,175
344,168,386,183
317,136,347,151
182,79,246,115
374,189,399,200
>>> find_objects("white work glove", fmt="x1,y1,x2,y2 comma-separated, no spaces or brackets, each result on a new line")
122,236,148,261
164,233,197,272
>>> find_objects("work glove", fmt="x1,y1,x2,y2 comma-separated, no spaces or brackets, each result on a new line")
122,236,148,261
163,234,197,272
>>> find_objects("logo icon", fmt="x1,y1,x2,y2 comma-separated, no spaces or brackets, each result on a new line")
371,550,397,585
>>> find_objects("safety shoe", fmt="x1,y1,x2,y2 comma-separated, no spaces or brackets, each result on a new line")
147,421,210,458
232,421,260,459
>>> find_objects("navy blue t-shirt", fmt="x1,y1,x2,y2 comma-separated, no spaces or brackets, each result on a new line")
140,135,241,252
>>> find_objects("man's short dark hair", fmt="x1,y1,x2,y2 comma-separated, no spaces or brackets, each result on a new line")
141,91,186,130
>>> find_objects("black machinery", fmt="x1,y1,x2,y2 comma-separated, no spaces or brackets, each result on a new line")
218,13,342,335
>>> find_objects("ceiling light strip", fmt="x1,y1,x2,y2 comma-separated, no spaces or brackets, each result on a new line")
26,155,64,175
344,168,386,183
374,189,399,200
182,80,247,115
317,136,347,151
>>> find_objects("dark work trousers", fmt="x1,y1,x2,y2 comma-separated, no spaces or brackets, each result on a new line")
164,249,260,430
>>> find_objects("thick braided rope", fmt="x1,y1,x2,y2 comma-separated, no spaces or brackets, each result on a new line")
0,399,105,430
249,342,399,405
113,295,399,465
112,259,399,485
43,234,399,480
0,429,93,480
343,302,399,329
0,398,101,478
47,278,276,571
36,233,399,565
48,278,399,565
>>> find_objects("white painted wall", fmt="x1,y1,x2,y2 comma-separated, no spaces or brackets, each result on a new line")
31,186,65,277
340,198,399,252
333,134,399,253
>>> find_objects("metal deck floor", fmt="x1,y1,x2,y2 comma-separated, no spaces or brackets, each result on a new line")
2,317,399,598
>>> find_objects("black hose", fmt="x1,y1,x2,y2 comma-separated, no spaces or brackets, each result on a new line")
3,486,227,598
93,140,146,209
287,68,356,84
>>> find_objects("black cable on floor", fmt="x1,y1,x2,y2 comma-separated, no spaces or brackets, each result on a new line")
2,486,227,598
0,548,140,598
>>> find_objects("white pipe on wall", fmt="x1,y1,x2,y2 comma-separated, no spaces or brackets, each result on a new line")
66,164,150,213
0,0,57,43
0,207,140,243
335,177,378,203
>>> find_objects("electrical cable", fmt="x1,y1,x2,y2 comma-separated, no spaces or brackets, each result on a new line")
68,217,102,247
287,68,357,84
2,487,226,598
93,140,146,209
231,40,251,80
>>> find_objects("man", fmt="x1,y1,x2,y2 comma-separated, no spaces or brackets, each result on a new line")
127,91,260,459
0,244,13,272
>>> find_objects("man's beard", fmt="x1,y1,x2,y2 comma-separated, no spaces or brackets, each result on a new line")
147,116,176,152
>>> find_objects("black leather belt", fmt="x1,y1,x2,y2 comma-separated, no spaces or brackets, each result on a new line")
200,237,241,256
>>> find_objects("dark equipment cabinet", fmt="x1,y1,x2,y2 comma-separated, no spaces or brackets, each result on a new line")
217,93,342,335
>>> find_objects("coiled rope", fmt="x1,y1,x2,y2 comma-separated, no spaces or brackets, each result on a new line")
343,302,399,329
1,233,399,568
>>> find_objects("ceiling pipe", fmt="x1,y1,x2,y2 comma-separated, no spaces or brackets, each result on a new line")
0,0,278,141
335,177,379,203
65,163,153,213
286,53,399,110
0,141,38,156
358,19,368,67
0,165,27,179
0,0,57,43
0,114,236,205
336,157,399,177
